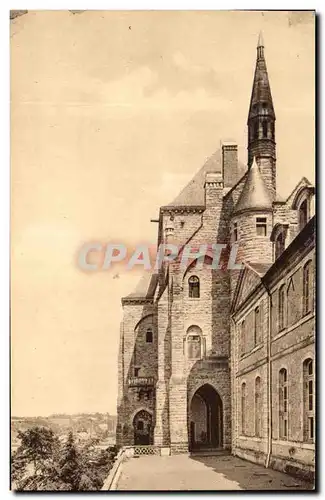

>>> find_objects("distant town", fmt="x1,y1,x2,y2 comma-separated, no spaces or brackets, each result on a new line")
11,412,117,453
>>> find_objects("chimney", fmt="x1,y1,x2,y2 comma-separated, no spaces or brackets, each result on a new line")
204,172,223,207
222,142,238,188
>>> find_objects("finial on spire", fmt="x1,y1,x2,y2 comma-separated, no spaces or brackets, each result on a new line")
257,31,264,48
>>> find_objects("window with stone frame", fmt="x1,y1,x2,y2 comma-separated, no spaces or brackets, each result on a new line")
188,275,200,298
255,377,262,437
279,368,288,440
187,335,202,360
303,358,314,442
303,260,312,316
256,217,267,237
278,284,286,332
241,382,247,435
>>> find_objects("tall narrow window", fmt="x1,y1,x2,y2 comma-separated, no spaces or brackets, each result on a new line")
299,199,308,231
275,232,285,260
189,276,200,298
241,382,247,435
256,217,267,237
232,222,238,242
254,306,261,346
240,320,246,356
262,120,268,138
303,359,314,442
279,368,288,440
303,261,312,316
146,328,153,343
278,284,285,332
255,377,262,437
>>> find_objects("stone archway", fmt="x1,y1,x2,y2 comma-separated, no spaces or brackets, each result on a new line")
133,410,153,445
189,384,223,451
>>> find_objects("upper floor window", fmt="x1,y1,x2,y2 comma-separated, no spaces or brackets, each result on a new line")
254,120,259,140
303,359,314,442
275,232,285,260
299,199,308,231
256,217,267,237
134,367,140,377
303,260,312,316
279,368,288,440
146,328,153,343
254,306,261,345
189,276,200,298
278,284,286,332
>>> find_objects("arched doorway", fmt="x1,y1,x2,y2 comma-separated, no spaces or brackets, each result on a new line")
189,384,223,451
133,410,153,445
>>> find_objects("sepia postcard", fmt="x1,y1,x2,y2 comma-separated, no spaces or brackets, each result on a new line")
11,10,316,491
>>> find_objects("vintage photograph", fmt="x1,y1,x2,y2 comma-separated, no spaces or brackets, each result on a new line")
11,10,315,491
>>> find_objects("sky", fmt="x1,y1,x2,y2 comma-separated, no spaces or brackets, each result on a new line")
11,10,315,417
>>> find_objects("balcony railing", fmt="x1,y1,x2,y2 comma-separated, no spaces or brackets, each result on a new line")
128,377,155,387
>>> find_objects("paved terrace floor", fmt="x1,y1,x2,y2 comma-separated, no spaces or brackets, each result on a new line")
116,454,313,491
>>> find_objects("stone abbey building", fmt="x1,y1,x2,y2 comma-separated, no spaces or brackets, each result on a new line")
116,34,315,479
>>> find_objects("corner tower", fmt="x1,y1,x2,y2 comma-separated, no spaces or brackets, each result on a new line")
247,32,276,199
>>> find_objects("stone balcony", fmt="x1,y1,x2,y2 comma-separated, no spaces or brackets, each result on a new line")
128,377,155,388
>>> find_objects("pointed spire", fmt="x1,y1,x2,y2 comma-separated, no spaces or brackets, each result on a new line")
233,158,272,214
257,31,264,48
247,31,275,123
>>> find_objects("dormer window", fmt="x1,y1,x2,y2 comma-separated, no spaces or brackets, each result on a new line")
275,232,285,260
188,276,200,298
256,217,267,237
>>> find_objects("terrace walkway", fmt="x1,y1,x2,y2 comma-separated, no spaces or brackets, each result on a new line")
115,453,313,491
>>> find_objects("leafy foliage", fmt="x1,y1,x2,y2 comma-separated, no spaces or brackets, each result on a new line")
12,426,116,491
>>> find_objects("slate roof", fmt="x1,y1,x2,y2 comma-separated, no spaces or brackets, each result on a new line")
233,157,273,214
168,149,246,207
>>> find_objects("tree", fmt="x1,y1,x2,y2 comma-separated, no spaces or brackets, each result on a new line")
58,431,82,491
12,426,59,490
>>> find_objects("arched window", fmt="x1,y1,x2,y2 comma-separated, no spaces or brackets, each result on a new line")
146,328,153,343
299,199,308,231
189,276,200,298
275,232,285,260
241,382,247,435
255,377,262,437
303,261,312,316
279,368,288,439
303,359,314,442
278,284,285,332
262,120,268,138
254,306,261,346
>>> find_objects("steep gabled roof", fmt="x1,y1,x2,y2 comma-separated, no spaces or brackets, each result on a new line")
233,157,272,214
168,149,246,207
